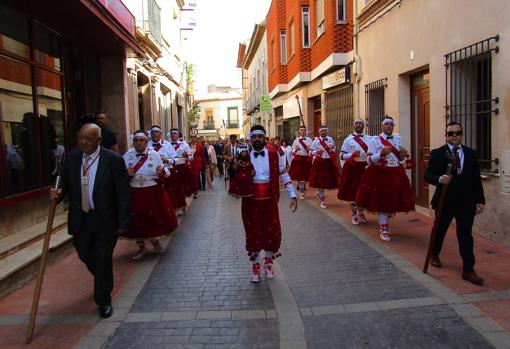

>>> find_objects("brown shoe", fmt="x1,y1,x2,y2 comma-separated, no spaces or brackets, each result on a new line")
430,255,442,268
462,271,484,286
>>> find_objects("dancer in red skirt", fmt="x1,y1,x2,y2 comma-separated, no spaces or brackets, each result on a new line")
309,126,339,209
355,117,415,242
337,119,370,224
190,136,204,198
237,125,298,283
288,125,312,200
169,128,194,198
148,126,186,213
123,131,178,259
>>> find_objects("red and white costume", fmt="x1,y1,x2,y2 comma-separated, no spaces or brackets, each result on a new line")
309,136,339,190
288,137,312,182
337,133,370,202
170,140,195,197
355,132,414,240
241,148,296,258
122,148,178,239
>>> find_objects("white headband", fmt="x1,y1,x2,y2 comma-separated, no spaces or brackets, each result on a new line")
133,132,148,139
382,118,395,125
249,130,266,138
150,126,162,132
319,127,328,131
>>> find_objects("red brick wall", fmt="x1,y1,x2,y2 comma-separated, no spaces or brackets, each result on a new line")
267,0,353,93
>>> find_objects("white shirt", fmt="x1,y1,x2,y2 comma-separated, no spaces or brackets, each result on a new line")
123,148,168,188
149,139,177,168
368,133,403,168
81,146,101,210
447,143,464,172
340,133,370,161
250,148,296,199
170,140,193,165
310,136,336,159
284,145,293,166
291,137,313,156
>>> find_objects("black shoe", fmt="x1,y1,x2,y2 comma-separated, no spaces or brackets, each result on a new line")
462,271,484,286
430,255,442,268
99,304,113,318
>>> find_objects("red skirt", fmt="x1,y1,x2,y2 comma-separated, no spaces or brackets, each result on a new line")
309,157,339,189
355,165,415,213
165,168,187,210
123,185,178,239
288,155,312,181
337,159,367,202
175,163,195,197
241,197,281,253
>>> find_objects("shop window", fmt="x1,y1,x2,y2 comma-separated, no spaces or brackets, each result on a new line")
33,22,61,71
365,78,387,135
0,55,38,196
0,4,30,59
445,35,499,170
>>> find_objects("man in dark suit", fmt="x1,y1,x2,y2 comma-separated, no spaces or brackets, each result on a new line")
223,135,238,179
425,121,485,285
50,123,130,317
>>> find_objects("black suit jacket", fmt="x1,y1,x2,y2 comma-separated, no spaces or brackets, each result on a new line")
424,144,485,215
60,147,131,236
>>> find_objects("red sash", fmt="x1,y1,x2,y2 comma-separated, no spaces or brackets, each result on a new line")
318,137,339,171
153,143,162,152
379,135,400,159
298,139,309,152
278,146,284,156
133,154,149,174
352,135,368,153
173,143,181,151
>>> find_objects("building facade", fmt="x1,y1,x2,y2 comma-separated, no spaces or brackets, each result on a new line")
354,0,510,245
237,21,274,136
267,0,354,142
195,85,243,140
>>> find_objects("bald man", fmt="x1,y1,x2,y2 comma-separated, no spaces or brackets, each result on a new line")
50,123,130,318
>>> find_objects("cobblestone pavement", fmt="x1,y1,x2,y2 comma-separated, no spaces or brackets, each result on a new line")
103,184,496,348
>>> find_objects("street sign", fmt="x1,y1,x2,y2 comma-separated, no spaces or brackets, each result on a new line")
192,128,198,135
260,95,271,111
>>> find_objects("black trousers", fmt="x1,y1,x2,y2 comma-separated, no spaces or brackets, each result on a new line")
73,211,117,306
432,207,475,272
199,169,207,190
217,158,224,176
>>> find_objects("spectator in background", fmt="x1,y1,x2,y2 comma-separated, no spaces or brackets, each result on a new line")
95,111,118,152
213,139,224,177
206,140,217,187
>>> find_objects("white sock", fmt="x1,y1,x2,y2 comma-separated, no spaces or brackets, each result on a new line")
264,250,273,259
378,213,389,225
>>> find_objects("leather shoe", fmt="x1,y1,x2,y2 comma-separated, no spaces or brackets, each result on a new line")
99,304,113,318
430,255,442,268
462,271,484,286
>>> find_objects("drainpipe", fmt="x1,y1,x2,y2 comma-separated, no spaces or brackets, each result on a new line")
353,0,362,119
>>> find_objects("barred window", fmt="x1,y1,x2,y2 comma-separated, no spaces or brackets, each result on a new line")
365,78,386,135
445,35,499,170
326,85,353,143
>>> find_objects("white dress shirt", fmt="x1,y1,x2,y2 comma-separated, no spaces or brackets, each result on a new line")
250,148,296,198
291,137,313,156
368,133,403,167
81,146,101,210
170,140,193,165
310,136,336,159
123,148,168,188
149,139,177,168
340,133,370,161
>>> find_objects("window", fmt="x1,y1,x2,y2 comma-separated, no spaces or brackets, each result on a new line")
336,0,346,23
227,107,239,128
316,0,325,37
0,4,30,59
33,22,61,71
365,78,387,135
326,85,354,142
204,109,214,129
280,30,287,64
302,7,310,48
289,20,295,57
445,36,499,170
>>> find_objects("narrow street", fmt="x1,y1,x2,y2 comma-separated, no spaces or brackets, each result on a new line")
99,182,493,349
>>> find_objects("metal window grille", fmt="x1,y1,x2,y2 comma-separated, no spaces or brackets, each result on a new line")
445,35,499,170
365,78,387,135
146,0,162,44
326,85,354,144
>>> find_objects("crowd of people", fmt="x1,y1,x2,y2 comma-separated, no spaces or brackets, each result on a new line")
50,112,485,319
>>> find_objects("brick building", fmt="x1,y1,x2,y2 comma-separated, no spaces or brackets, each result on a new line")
266,0,353,142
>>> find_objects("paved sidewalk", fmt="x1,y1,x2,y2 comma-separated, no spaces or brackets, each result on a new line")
1,182,509,348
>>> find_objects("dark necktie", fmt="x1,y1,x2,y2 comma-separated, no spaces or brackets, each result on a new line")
136,153,144,157
354,134,363,137
386,136,394,140
254,151,265,158
453,147,461,172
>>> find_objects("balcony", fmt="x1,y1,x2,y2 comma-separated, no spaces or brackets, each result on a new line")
203,122,215,130
226,122,239,129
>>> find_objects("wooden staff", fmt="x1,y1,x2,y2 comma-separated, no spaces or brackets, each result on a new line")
423,163,453,274
26,154,64,342
295,95,306,127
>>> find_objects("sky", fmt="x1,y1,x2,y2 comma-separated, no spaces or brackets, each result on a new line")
189,0,272,95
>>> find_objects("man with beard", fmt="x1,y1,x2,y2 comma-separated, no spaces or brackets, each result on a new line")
236,125,298,283
337,119,370,224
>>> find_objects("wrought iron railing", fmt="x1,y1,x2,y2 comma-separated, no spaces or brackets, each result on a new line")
365,78,387,135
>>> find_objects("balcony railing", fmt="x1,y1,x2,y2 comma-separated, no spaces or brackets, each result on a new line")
226,122,239,128
203,122,215,130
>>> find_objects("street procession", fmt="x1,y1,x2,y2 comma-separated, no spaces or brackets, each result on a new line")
0,0,508,348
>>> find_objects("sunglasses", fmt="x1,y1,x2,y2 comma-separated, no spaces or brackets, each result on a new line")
446,131,463,137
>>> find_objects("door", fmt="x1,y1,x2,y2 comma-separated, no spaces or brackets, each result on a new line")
411,72,430,207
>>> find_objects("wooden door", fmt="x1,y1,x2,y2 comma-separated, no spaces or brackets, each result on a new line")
411,72,430,207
